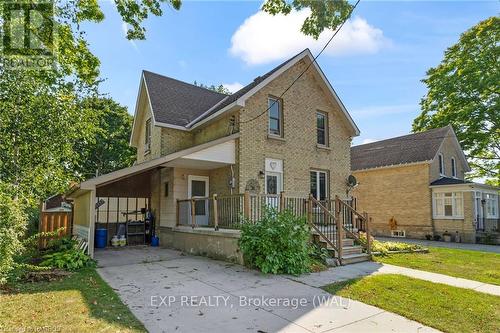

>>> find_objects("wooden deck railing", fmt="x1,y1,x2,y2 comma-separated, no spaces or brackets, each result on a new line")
175,191,371,257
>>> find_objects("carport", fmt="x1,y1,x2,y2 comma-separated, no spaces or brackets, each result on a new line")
66,133,238,258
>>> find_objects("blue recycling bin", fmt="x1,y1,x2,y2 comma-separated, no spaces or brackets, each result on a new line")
95,228,108,248
151,236,159,247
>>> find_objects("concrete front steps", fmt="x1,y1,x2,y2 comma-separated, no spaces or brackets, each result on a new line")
312,232,371,266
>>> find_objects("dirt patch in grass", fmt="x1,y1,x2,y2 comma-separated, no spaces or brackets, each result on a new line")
0,268,145,333
323,274,500,333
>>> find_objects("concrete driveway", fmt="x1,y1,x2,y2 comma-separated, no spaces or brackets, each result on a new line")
96,247,439,333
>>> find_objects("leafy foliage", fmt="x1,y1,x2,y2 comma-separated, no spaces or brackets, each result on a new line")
413,17,499,186
262,0,353,39
75,97,136,178
358,232,424,255
0,183,27,284
41,249,95,271
193,81,231,95
239,209,311,275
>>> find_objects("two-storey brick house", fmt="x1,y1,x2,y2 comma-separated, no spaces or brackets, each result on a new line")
351,126,499,243
68,49,362,260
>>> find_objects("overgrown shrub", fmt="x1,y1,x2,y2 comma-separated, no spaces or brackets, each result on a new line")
358,232,424,255
0,184,28,285
239,208,311,275
41,249,94,271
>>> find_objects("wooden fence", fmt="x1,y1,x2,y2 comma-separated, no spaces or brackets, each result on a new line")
39,211,72,248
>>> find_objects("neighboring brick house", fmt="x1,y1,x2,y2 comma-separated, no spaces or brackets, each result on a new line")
68,49,361,259
351,126,499,243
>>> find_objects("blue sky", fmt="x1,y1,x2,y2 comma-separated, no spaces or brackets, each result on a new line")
83,1,497,145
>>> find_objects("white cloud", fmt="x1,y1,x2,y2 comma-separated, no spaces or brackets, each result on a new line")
223,82,244,93
230,10,390,65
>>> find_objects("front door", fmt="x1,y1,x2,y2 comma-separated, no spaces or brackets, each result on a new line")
188,176,209,226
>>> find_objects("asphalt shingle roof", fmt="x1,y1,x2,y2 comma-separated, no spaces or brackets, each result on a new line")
430,177,473,186
351,126,452,171
142,49,308,128
143,71,228,127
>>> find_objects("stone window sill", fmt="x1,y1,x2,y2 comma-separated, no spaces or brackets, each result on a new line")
316,144,331,150
267,134,286,142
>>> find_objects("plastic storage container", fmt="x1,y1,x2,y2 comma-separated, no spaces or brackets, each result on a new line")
95,229,108,248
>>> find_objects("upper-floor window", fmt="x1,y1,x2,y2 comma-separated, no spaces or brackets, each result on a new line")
316,111,328,146
485,193,498,218
451,157,457,178
268,97,283,137
145,118,151,153
438,153,444,175
433,192,463,218
310,170,328,201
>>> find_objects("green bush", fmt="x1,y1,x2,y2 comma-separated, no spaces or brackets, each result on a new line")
239,208,311,275
359,232,424,255
0,184,28,285
41,249,95,271
46,236,77,253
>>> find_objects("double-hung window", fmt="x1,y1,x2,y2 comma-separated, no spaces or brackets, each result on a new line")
316,112,328,146
438,153,444,175
485,193,498,218
451,157,457,178
268,97,283,137
310,170,328,201
433,192,463,218
144,118,152,153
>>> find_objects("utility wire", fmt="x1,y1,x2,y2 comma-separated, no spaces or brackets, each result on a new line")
239,0,361,126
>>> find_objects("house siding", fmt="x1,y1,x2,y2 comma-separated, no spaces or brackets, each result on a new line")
352,163,434,239
238,59,353,198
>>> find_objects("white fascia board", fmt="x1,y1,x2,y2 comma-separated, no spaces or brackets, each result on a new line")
352,160,431,173
154,121,190,131
129,73,146,147
79,133,240,188
186,95,231,128
182,140,236,164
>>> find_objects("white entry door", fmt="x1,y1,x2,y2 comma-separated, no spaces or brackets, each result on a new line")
188,176,209,226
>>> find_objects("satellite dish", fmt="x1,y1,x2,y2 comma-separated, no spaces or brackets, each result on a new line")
347,175,357,187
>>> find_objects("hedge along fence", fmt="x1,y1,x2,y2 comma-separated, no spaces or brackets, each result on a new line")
39,211,72,248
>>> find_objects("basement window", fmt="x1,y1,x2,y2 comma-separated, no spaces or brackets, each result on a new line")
391,230,406,238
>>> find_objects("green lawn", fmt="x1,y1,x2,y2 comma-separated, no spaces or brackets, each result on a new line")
374,246,500,285
324,274,500,333
0,268,146,333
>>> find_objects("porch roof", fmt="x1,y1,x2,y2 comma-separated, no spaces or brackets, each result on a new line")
67,133,239,196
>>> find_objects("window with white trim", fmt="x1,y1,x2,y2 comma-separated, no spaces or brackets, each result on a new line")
310,170,328,201
438,153,444,175
316,111,328,146
451,157,457,178
433,192,463,218
268,97,283,137
485,193,498,218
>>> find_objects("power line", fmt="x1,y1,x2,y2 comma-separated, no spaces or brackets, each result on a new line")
239,0,361,126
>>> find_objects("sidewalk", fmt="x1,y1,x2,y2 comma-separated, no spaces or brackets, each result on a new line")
376,237,500,254
290,261,500,296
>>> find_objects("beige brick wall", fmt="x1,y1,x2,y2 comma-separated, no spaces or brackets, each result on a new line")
238,59,353,198
192,112,239,146
352,163,434,239
160,128,193,156
135,104,162,164
430,134,466,181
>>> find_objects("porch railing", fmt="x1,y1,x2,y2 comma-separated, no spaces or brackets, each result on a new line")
176,192,371,259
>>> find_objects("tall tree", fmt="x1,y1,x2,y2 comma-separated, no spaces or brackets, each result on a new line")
413,17,499,186
193,81,231,95
75,98,136,179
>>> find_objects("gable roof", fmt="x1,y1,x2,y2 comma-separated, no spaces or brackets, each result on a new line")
143,71,228,127
430,177,473,186
134,49,359,137
351,126,458,171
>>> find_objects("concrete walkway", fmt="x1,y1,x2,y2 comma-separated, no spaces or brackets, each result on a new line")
376,237,500,254
96,248,439,333
291,261,500,296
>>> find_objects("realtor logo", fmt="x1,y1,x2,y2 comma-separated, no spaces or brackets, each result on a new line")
1,0,56,70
